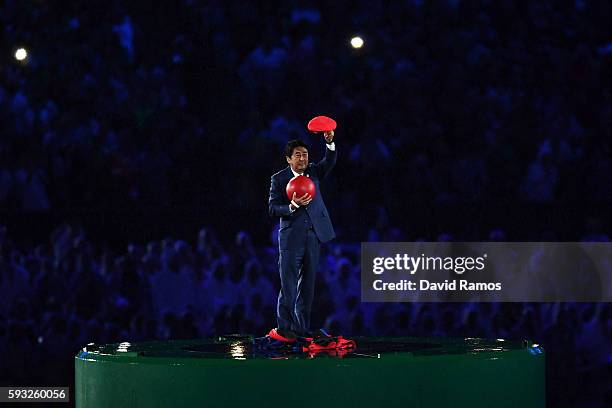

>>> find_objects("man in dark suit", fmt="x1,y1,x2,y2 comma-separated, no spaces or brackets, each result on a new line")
268,132,336,340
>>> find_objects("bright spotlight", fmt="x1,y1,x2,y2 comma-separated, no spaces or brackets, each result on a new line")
350,36,364,49
15,47,28,61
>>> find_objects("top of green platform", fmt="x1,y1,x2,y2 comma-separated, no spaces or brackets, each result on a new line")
76,335,543,363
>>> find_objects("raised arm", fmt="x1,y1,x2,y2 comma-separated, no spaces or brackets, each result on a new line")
315,131,337,179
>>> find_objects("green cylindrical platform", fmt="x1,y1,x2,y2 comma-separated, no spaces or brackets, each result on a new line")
75,336,544,407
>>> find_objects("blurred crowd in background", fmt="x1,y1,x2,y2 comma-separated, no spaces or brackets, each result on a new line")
1,0,612,213
1,0,611,407
0,224,609,406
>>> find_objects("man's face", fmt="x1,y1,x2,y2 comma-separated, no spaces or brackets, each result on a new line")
286,146,309,173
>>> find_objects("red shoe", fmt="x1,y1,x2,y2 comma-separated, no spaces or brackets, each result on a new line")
267,328,297,343
300,328,332,342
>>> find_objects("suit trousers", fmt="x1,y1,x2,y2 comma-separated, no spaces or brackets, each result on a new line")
277,228,320,334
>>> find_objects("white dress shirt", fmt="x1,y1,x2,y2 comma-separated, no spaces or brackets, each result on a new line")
289,142,335,212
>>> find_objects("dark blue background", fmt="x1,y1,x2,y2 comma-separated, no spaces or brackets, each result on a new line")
0,1,610,406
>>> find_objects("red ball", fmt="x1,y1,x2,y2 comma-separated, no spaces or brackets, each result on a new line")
286,175,316,201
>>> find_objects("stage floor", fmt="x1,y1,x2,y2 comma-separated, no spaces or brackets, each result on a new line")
75,335,544,407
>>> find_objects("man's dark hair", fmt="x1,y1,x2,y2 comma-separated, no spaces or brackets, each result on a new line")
284,139,309,158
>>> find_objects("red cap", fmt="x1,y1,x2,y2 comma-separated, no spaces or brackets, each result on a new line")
307,115,337,132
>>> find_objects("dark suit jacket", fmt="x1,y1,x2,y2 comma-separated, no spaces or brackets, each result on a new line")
269,147,337,250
